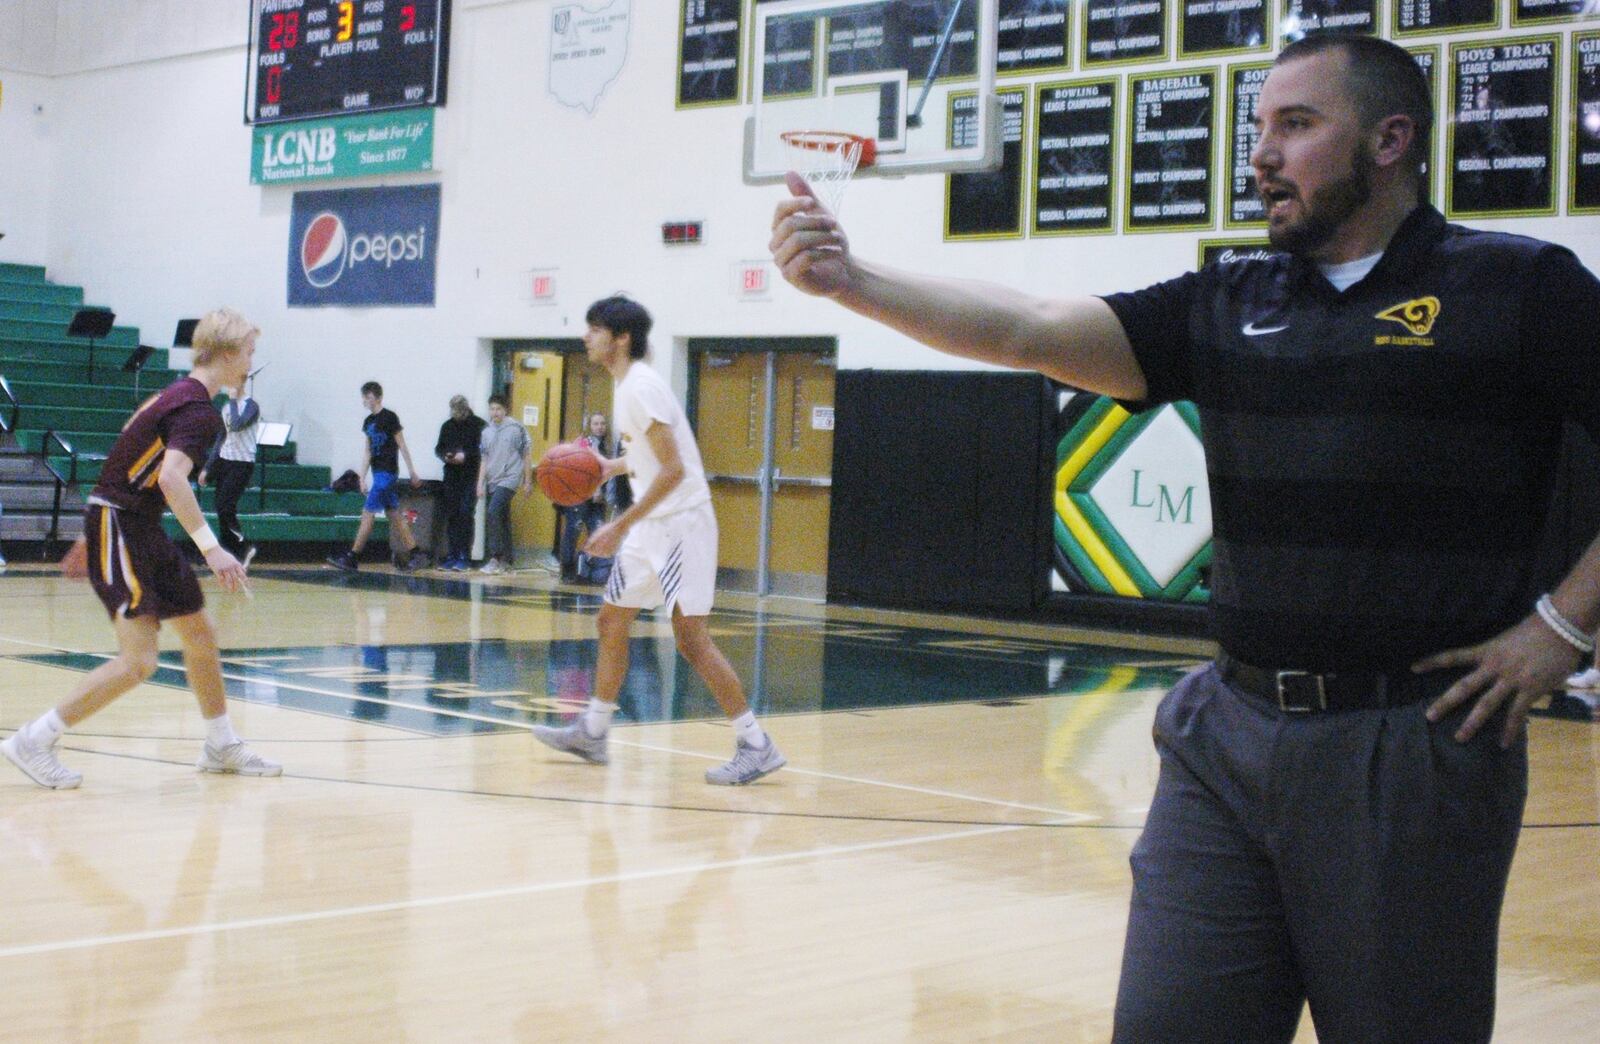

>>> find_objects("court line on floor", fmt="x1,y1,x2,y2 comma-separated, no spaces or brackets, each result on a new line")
36,744,1117,829
258,569,1198,669
0,633,1092,820
0,818,1058,961
620,736,1098,821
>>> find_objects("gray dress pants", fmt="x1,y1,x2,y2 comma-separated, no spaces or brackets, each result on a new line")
1113,663,1526,1043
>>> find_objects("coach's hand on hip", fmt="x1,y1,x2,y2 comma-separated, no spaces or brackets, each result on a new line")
771,171,852,297
1414,614,1580,748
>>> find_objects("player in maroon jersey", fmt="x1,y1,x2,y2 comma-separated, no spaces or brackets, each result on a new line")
3,308,281,789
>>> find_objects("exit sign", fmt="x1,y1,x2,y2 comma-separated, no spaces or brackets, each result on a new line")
732,260,773,300
530,268,557,305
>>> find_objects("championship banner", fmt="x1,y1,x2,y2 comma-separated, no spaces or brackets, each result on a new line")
287,184,441,307
252,110,435,186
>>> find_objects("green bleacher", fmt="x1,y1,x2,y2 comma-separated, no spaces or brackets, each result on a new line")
0,261,384,550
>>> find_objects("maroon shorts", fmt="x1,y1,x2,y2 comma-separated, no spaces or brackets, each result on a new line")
85,502,204,621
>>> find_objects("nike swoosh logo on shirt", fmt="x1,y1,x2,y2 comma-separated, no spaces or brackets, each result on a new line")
1241,321,1290,336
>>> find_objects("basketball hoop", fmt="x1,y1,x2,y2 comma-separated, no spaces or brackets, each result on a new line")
782,130,876,216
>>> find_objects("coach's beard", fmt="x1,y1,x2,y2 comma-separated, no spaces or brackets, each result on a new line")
1263,142,1377,258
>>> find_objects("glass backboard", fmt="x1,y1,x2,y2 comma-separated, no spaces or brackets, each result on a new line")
744,0,1002,183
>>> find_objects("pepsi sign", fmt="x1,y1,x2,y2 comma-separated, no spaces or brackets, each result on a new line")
287,184,440,307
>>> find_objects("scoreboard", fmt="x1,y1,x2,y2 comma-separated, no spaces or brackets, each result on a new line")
246,1,450,125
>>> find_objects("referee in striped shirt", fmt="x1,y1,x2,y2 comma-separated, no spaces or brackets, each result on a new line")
199,380,261,567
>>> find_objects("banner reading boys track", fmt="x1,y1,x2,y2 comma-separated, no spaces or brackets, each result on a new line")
287,184,441,307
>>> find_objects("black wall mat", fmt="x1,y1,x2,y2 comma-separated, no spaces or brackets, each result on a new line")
828,370,1054,611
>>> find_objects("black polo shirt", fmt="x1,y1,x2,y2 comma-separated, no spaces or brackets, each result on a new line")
1103,204,1600,670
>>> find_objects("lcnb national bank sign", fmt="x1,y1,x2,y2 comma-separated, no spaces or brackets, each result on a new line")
252,110,435,185
1054,398,1212,602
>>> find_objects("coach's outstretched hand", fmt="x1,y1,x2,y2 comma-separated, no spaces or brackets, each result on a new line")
771,171,852,297
203,545,250,595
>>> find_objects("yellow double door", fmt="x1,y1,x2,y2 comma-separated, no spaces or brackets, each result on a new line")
504,344,836,597
506,349,613,558
693,347,836,598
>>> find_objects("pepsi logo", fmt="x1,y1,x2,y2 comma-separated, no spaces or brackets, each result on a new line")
301,212,348,288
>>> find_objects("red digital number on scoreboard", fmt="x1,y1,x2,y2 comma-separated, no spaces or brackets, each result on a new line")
267,11,299,51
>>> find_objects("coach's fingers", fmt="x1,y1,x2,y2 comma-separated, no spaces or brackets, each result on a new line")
769,211,840,255
1425,665,1490,723
1411,641,1484,675
785,170,828,210
771,228,843,270
770,207,839,236
1498,688,1541,749
772,194,819,229
1451,678,1517,744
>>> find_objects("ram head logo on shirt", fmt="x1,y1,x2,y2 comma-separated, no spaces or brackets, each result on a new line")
1375,296,1441,337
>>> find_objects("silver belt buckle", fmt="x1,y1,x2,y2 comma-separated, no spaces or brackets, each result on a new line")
1275,670,1328,712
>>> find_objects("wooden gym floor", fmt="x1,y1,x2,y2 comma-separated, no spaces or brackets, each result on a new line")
0,562,1595,1041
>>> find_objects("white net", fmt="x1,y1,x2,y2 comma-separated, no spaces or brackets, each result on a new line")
784,132,867,217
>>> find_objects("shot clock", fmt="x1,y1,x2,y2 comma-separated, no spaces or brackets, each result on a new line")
245,0,451,124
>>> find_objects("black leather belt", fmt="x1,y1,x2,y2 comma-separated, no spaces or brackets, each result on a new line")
1216,653,1454,713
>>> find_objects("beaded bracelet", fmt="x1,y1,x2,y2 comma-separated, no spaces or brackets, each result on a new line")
1535,594,1595,655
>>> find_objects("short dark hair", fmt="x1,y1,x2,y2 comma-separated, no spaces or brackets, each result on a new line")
361,381,383,398
1275,33,1433,186
586,295,653,360
488,393,508,409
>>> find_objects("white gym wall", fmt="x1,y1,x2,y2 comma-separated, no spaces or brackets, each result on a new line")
2,0,1599,474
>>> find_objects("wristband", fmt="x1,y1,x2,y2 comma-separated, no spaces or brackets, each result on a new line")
1534,594,1595,655
188,522,220,554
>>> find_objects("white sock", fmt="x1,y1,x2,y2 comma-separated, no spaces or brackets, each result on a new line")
732,710,768,749
23,709,67,748
205,713,241,749
583,699,618,738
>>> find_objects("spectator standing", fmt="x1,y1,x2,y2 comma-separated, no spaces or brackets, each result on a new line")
476,394,532,575
434,394,485,571
559,412,615,583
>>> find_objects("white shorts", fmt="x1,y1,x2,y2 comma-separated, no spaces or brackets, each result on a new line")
604,501,719,617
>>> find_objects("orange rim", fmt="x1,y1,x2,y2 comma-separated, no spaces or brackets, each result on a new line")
780,131,877,167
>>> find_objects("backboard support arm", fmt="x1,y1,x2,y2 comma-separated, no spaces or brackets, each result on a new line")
907,0,965,129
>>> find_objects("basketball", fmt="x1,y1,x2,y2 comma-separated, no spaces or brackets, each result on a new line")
536,442,603,507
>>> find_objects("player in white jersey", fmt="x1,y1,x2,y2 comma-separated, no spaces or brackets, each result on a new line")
532,296,785,785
